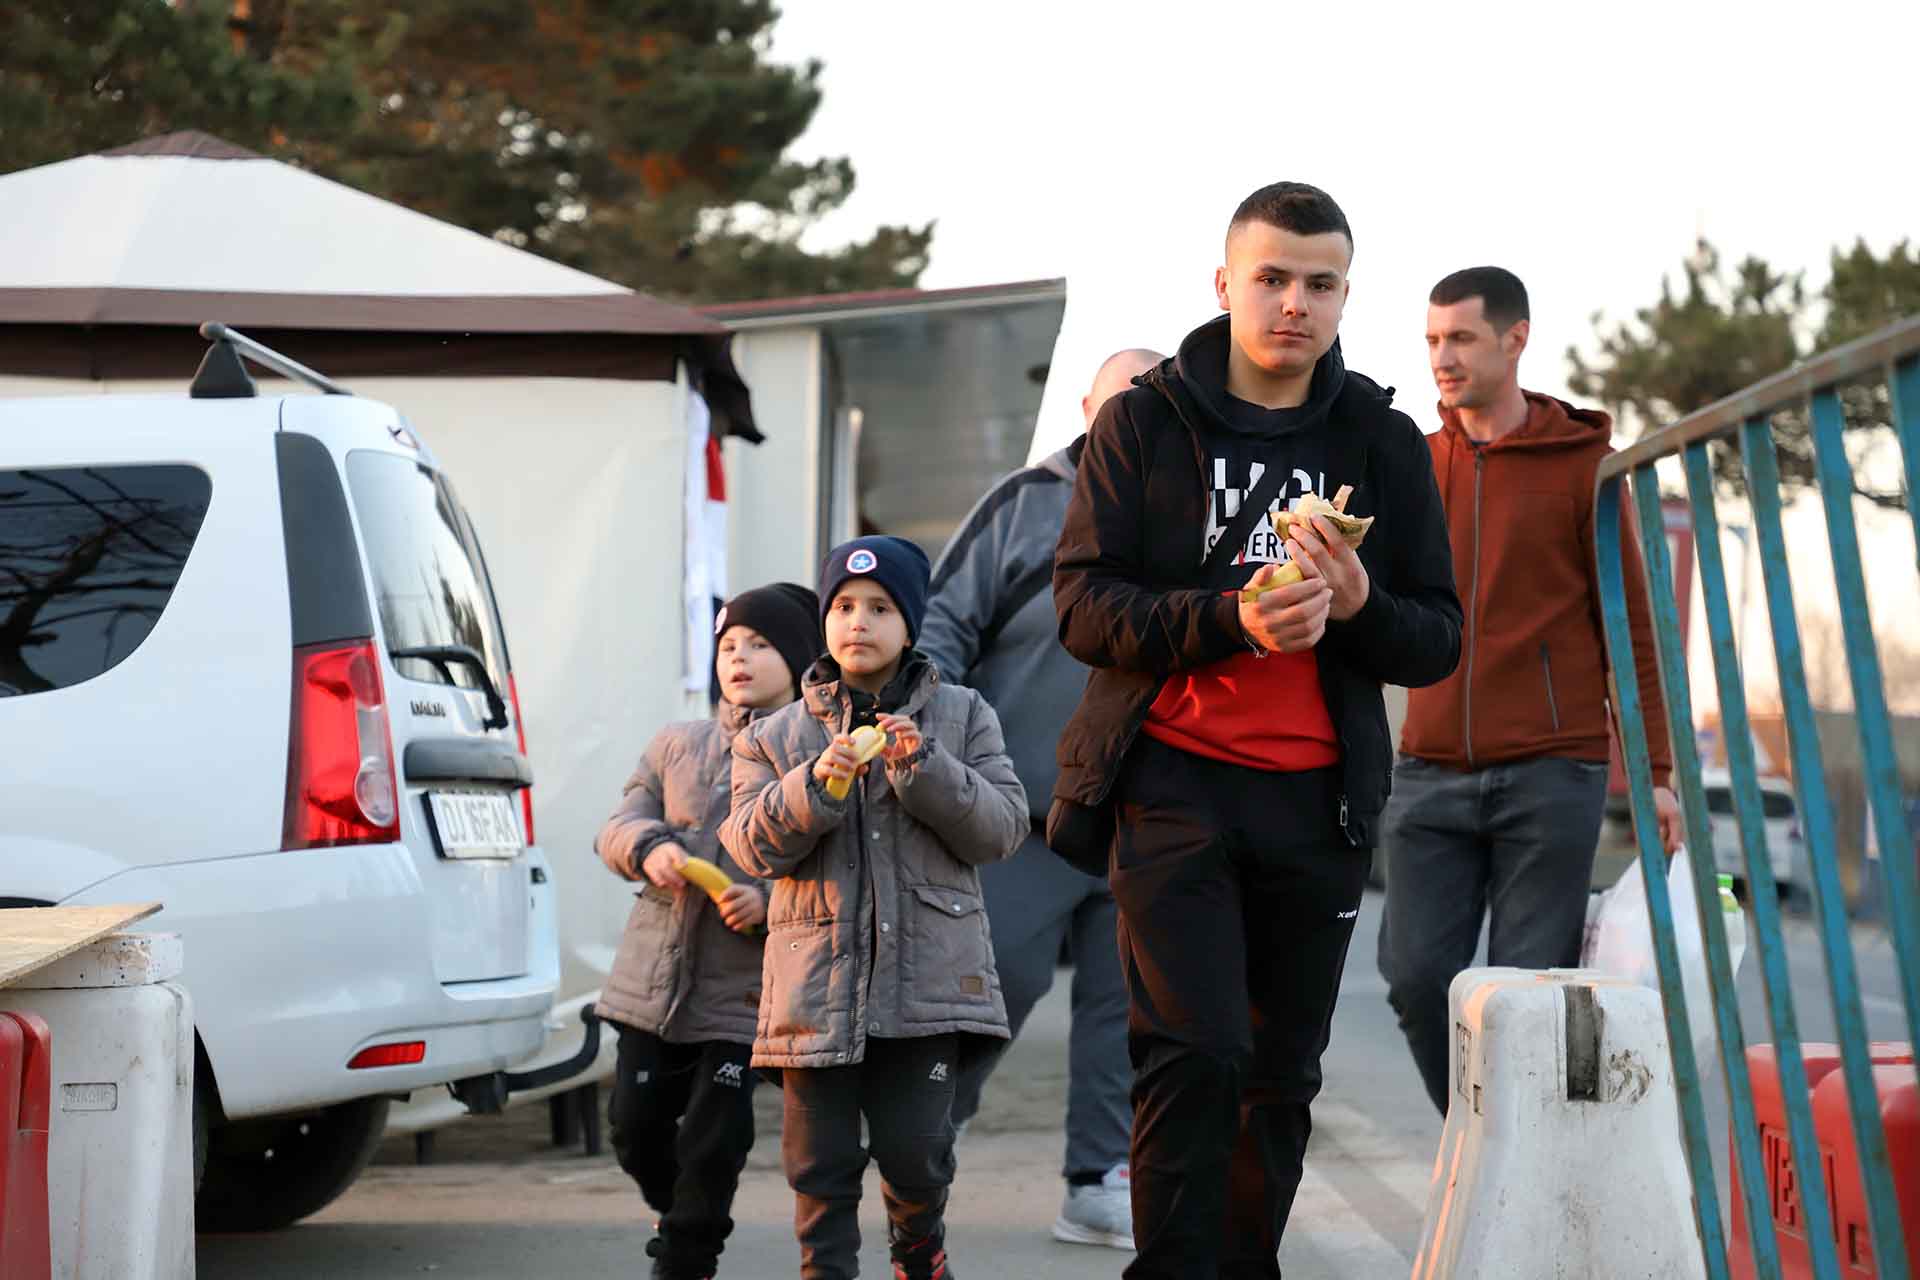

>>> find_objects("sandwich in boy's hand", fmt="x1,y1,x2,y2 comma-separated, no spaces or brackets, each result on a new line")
1272,484,1373,549
1239,485,1373,603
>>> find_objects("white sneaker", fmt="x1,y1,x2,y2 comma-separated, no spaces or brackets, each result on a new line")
1050,1164,1134,1250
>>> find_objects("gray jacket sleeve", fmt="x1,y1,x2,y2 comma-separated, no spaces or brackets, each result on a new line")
921,480,1024,685
720,723,849,880
886,691,1028,866
593,734,678,877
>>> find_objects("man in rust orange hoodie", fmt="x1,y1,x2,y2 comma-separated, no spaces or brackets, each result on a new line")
1379,266,1683,1115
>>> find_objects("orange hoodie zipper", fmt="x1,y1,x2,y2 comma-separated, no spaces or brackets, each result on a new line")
1462,446,1484,769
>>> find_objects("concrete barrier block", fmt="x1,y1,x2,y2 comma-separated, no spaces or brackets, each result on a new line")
0,933,194,1280
1412,966,1705,1280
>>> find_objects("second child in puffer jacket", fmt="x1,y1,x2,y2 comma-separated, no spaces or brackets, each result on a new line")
720,535,1027,1280
594,582,822,1280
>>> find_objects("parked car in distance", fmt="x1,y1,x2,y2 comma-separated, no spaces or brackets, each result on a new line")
1699,768,1801,897
0,328,565,1230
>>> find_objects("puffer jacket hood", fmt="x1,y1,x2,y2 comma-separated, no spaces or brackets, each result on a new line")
720,656,1028,1070
592,698,773,1044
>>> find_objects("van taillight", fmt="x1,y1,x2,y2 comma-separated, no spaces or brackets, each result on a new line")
284,639,399,849
509,673,534,845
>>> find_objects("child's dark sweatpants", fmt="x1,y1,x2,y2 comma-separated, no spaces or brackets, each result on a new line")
607,1024,757,1276
781,1033,960,1280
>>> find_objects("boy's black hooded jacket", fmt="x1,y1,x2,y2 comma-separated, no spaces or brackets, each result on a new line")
1049,316,1463,851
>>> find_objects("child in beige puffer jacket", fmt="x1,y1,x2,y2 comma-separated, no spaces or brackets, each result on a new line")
593,582,820,1280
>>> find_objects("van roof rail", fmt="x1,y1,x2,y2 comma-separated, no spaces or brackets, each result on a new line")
190,323,353,400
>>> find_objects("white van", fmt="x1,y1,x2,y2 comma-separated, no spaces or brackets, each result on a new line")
0,328,568,1229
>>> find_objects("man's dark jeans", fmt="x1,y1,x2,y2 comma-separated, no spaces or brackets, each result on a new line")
1376,754,1609,1114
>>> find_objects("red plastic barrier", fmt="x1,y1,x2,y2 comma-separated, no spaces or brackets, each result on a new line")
1732,1043,1917,1280
1812,1062,1919,1277
0,1011,50,1280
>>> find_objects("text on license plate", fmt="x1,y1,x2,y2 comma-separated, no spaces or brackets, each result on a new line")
426,791,524,859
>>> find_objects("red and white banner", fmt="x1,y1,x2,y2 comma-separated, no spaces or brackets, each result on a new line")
683,390,728,694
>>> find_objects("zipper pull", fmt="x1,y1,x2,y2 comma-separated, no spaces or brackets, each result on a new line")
1338,795,1349,828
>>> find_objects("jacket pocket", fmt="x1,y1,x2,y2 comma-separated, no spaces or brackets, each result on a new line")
905,884,995,1012
1540,644,1561,733
606,890,676,1014
762,919,836,1045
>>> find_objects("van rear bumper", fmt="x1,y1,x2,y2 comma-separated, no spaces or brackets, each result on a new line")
61,841,560,1121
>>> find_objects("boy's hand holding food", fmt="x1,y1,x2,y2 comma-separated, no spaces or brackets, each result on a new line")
1268,487,1372,622
717,883,767,933
1286,514,1371,621
640,841,690,890
875,713,922,764
813,733,865,791
1238,568,1332,654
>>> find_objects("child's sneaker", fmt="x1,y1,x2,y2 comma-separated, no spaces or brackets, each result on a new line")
1051,1162,1134,1250
890,1232,953,1280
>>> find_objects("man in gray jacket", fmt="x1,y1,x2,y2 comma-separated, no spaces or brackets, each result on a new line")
919,347,1163,1251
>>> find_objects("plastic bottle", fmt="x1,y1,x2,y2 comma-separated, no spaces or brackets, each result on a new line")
1717,873,1747,977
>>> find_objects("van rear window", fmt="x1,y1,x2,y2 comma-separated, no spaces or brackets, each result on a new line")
0,465,212,697
345,452,508,694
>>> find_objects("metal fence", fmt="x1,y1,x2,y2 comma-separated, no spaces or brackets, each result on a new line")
1595,313,1920,1279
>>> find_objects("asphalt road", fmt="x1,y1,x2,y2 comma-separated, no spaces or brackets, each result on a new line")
197,882,1908,1278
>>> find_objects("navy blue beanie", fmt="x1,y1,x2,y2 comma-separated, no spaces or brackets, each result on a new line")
818,536,931,643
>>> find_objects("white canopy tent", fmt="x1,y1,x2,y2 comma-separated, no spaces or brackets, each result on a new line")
0,133,760,1119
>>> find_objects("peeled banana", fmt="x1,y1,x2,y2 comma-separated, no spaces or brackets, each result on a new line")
1239,561,1305,602
678,855,734,904
825,724,891,800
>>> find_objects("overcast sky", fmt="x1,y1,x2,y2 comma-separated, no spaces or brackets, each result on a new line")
768,1,1920,716
771,0,1919,458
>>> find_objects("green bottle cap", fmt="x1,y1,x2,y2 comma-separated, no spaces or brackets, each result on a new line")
1717,873,1734,891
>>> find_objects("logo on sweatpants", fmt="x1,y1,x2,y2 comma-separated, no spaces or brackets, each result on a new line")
1336,908,1359,920
928,1061,950,1084
713,1061,746,1088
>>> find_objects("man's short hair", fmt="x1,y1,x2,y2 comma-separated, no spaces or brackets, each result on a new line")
1430,266,1530,333
1227,182,1352,251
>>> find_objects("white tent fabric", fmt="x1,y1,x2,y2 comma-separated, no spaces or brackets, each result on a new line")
0,148,621,297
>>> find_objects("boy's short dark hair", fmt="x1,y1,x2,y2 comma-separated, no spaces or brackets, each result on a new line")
1430,266,1530,333
1228,182,1352,251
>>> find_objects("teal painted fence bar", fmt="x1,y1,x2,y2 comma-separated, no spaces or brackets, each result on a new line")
1594,473,1732,1278
1630,464,1782,1280
1593,313,1920,1277
1682,439,1836,1280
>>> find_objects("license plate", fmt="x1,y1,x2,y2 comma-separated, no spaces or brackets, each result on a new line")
425,790,524,860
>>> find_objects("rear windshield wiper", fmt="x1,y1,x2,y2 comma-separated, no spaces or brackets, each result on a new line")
389,644,509,730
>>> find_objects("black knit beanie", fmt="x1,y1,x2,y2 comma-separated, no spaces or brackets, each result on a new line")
715,582,822,693
817,536,931,643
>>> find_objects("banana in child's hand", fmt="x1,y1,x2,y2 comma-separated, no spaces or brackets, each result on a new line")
678,855,734,904
825,724,890,800
1240,561,1305,602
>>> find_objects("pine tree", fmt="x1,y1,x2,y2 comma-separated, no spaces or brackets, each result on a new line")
0,1,931,302
1567,238,1920,509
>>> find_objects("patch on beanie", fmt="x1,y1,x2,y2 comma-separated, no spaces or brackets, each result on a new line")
846,548,879,574
712,605,728,636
